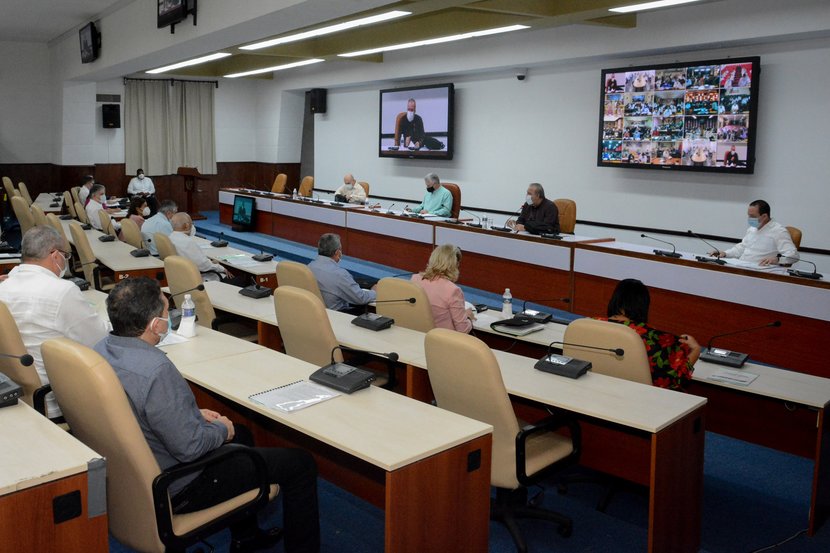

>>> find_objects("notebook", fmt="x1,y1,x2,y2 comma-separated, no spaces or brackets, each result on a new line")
249,380,340,412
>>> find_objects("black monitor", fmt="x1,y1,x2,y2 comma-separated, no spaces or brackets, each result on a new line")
157,0,193,30
79,22,100,64
379,83,455,160
232,195,255,231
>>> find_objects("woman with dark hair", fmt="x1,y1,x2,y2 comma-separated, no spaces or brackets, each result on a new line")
127,196,149,229
600,278,701,390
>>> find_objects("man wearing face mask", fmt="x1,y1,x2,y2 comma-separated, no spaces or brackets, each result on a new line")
169,212,246,285
508,183,560,235
408,173,453,217
333,173,367,204
0,226,109,420
142,199,179,256
308,233,376,313
709,199,799,266
127,168,158,215
392,98,425,150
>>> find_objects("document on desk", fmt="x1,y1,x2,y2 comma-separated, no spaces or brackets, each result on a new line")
250,380,340,413
156,333,189,347
707,369,759,386
216,254,259,268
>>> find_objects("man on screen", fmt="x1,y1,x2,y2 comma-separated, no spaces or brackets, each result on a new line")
507,183,560,235
407,173,453,217
724,145,740,167
709,200,799,266
392,98,425,150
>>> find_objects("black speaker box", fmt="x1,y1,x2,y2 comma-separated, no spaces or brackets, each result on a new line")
102,104,120,128
310,88,327,114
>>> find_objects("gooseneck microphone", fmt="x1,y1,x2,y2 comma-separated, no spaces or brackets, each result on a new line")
374,297,416,304
330,345,399,365
386,203,397,213
700,321,782,368
641,233,682,258
461,209,482,228
778,254,823,280
0,351,34,366
548,341,624,357
533,341,620,379
687,230,727,265
170,283,205,299
519,297,572,324
211,232,228,248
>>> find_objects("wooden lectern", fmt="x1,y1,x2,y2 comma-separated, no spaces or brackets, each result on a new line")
176,167,208,220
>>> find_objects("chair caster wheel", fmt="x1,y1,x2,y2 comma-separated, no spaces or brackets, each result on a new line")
558,523,573,538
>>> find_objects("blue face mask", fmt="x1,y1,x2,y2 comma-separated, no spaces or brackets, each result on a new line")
747,217,760,229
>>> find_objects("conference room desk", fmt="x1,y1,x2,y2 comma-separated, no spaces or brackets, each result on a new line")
0,255,20,274
193,236,279,288
0,402,107,553
160,330,493,553
33,192,64,213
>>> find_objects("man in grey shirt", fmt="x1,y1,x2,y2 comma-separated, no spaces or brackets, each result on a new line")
95,277,319,552
308,233,376,312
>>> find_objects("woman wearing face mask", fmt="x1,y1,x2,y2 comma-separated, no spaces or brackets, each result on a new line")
127,168,158,215
128,196,150,229
507,182,560,235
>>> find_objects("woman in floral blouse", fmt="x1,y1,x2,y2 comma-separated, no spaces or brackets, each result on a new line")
599,279,701,391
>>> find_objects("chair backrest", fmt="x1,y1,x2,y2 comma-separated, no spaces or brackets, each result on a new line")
45,213,72,253
17,182,33,206
0,302,42,408
298,176,314,197
70,186,81,207
273,286,342,366
42,338,166,553
153,232,177,260
11,195,35,235
31,204,48,227
276,261,324,302
553,199,577,234
357,181,370,197
393,112,406,146
786,226,802,249
120,218,143,249
64,191,77,218
2,176,14,200
164,256,216,328
376,277,435,332
68,222,99,284
441,182,461,219
75,200,89,224
271,173,288,194
425,328,521,489
563,318,651,385
99,210,118,238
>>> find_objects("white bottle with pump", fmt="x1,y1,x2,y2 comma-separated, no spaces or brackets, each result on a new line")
501,288,513,319
177,294,197,337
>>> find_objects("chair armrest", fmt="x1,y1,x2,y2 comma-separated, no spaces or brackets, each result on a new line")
152,444,270,550
515,414,581,486
32,384,52,417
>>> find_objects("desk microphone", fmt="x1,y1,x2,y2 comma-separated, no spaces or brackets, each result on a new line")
252,247,274,262
519,297,571,324
386,203,397,213
534,341,621,379
170,284,205,299
547,341,624,357
461,210,482,228
700,320,781,368
308,346,399,393
351,299,413,331
641,233,682,258
211,232,228,248
778,254,823,280
239,277,272,299
329,345,399,365
0,351,34,366
687,230,726,265
492,207,522,232
374,297,416,304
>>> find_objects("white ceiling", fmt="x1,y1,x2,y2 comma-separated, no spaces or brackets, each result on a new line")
0,0,126,43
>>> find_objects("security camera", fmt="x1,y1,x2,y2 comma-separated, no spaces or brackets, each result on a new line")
516,69,527,81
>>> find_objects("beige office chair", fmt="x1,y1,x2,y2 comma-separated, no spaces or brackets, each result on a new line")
120,217,144,250
271,173,288,194
441,182,461,220
2,176,15,200
563,318,651,385
75,200,90,224
554,199,577,234
425,328,579,551
41,337,277,553
298,176,314,197
45,213,78,273
275,261,324,302
31,204,48,227
69,222,115,291
11,195,35,236
357,181,370,197
70,186,81,208
0,302,50,415
63,191,77,218
99,210,118,239
786,226,802,250
376,277,435,332
17,182,34,206
154,232,177,260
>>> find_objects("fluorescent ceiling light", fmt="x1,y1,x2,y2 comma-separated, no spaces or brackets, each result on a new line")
146,53,231,74
338,24,530,58
224,58,324,78
610,0,701,13
241,10,412,50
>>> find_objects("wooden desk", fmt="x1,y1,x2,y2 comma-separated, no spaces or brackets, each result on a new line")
1,256,20,275
193,236,278,288
33,192,64,213
0,402,108,553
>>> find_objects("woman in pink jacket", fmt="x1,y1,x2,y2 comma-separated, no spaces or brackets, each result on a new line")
411,244,474,333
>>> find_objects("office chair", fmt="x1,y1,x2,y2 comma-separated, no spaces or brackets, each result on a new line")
17,182,34,206
99,210,119,239
70,186,81,208
271,173,288,194
45,213,78,273
41,337,278,553
441,182,461,220
153,232,177,260
357,181,370,197
63,191,77,218
786,226,802,250
425,328,580,553
2,176,15,201
11,196,35,236
120,217,144,249
74,200,90,224
375,277,435,332
563,318,651,384
31,204,48,227
0,301,51,415
553,199,577,234
68,222,115,291
275,260,324,303
298,176,314,197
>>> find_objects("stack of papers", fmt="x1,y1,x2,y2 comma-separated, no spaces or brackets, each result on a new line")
707,369,759,386
217,254,259,268
250,380,340,412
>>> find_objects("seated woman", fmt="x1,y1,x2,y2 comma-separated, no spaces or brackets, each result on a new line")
599,279,701,390
127,196,149,229
411,244,474,333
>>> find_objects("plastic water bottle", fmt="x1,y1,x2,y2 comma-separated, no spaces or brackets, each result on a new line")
178,294,197,337
502,288,513,318
292,188,299,200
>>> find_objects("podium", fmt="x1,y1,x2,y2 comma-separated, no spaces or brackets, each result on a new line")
176,166,208,220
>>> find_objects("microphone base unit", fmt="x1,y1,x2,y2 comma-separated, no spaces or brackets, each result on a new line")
0,373,23,408
130,249,150,258
491,226,512,233
465,223,482,228
788,269,823,280
98,235,116,242
59,214,73,220
252,253,274,262
540,233,562,240
310,363,376,394
351,312,394,331
653,249,682,258
66,277,90,291
700,347,749,368
239,285,273,299
519,310,552,324
81,224,92,230
695,255,726,265
534,354,592,379
210,240,229,247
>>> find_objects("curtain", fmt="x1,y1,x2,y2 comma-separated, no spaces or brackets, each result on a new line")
125,80,217,176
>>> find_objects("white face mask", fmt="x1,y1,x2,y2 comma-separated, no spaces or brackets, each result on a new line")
406,110,415,122
189,225,196,237
344,183,353,191
525,195,533,206
142,207,150,217
138,174,144,180
54,253,67,279
150,316,170,343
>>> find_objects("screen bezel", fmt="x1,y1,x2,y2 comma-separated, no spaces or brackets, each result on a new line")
157,0,188,29
597,56,760,174
79,22,99,64
378,83,455,161
231,195,256,228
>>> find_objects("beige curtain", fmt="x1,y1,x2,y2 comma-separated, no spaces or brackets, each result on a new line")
125,79,217,176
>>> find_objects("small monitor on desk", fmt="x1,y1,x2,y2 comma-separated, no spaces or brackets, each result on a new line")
232,195,255,231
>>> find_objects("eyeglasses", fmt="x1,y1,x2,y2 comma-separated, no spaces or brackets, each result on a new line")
53,249,72,260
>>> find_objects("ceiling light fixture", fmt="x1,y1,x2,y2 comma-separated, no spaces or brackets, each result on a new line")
146,53,232,74
224,58,324,79
338,24,530,58
241,10,412,50
610,0,701,14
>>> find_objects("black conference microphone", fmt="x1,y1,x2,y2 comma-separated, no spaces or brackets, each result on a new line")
519,297,572,324
0,351,34,366
211,232,228,248
461,209,482,228
534,341,623,379
309,346,400,394
98,215,116,242
252,247,274,262
493,207,522,233
373,297,416,304
778,254,823,280
239,276,272,299
641,233,682,258
329,345,399,365
170,283,205,299
700,320,782,368
687,229,727,265
351,298,414,331
386,203,397,213
548,341,624,357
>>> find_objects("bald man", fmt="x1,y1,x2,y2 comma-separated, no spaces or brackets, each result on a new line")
168,213,237,283
334,174,367,204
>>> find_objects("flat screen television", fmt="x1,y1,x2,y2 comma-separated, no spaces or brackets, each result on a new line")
597,56,760,174
79,22,100,64
157,0,189,29
232,195,255,231
379,83,454,160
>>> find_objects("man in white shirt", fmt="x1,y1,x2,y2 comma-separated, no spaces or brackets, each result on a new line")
0,226,109,419
78,175,94,205
127,168,158,215
333,173,367,204
142,199,177,255
169,213,243,284
85,184,122,235
711,199,799,265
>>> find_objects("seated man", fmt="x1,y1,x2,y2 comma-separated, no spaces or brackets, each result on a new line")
85,184,122,234
95,277,320,552
142,200,177,256
169,213,245,285
126,168,158,215
0,226,109,419
408,173,452,217
77,174,95,206
710,199,799,266
334,173,367,204
308,233,376,313
508,182,560,235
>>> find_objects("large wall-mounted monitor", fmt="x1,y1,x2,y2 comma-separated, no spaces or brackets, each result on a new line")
79,22,100,64
158,0,195,30
598,56,760,174
379,83,454,160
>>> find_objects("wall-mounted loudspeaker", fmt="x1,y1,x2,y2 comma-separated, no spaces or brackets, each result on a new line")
309,88,327,114
102,104,120,129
